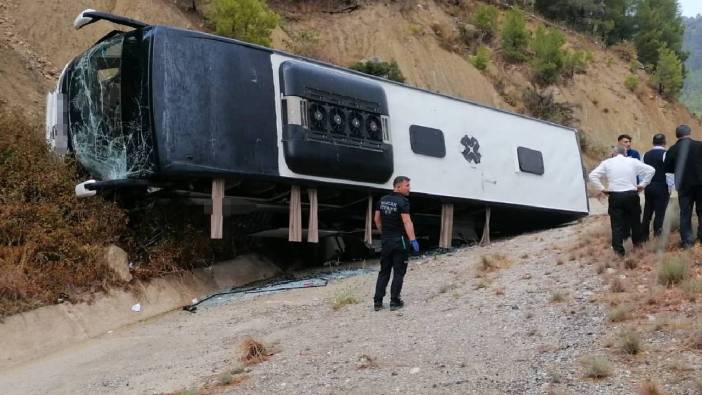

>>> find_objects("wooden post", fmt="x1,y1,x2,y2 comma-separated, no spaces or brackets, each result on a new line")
479,207,491,246
210,178,225,239
307,188,318,243
439,202,454,249
289,185,302,242
364,196,373,246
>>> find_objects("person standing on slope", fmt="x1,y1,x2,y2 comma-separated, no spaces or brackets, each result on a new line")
641,133,674,240
589,146,655,256
663,124,702,248
373,176,419,311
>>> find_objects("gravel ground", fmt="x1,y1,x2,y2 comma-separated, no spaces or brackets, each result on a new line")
1,215,695,394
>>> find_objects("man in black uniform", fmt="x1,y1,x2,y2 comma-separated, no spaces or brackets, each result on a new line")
641,133,673,240
664,124,702,248
373,176,419,311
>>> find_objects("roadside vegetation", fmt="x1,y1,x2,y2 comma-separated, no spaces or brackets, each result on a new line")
0,106,231,318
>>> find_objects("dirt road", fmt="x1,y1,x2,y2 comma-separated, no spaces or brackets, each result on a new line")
0,215,692,394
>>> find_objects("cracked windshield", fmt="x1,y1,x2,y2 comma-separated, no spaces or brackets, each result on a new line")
68,33,153,180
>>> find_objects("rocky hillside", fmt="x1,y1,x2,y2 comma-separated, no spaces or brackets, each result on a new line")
1,0,700,165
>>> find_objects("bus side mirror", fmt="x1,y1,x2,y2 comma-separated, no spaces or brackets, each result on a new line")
73,9,98,30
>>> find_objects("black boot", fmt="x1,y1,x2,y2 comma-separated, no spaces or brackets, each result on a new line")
389,298,404,311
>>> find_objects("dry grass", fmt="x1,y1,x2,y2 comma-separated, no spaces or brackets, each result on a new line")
431,22,461,52
624,258,638,270
0,106,127,318
580,355,612,379
240,337,268,365
682,278,702,294
608,305,630,322
217,372,233,385
610,277,627,293
619,329,641,355
479,254,512,272
550,291,567,303
695,378,702,394
330,288,360,311
657,255,689,286
692,321,702,350
639,378,665,395
0,105,238,318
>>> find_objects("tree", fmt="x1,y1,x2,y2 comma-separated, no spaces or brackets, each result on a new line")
350,59,406,83
654,46,684,98
470,46,491,71
207,0,279,47
530,26,567,85
601,0,636,45
501,9,530,63
631,0,686,67
534,0,605,31
472,4,500,41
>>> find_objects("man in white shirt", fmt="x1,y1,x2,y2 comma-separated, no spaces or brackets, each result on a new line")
589,146,655,256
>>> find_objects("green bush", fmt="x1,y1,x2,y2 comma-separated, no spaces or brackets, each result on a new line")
470,46,491,71
530,26,567,85
207,0,280,47
350,59,406,83
501,9,530,63
625,74,640,91
657,255,689,286
653,46,684,99
472,4,499,41
563,50,591,77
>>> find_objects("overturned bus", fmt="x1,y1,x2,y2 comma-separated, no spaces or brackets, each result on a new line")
46,9,589,251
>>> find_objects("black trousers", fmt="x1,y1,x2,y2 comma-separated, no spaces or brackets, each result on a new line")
374,238,409,303
678,185,702,245
642,182,670,239
608,191,643,255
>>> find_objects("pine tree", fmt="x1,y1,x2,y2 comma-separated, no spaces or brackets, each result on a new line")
530,26,567,85
654,46,684,98
207,0,280,47
472,4,500,41
632,0,686,67
501,9,530,63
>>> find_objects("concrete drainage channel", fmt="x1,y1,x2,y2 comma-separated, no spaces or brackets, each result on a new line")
0,248,456,370
182,246,461,312
183,266,378,312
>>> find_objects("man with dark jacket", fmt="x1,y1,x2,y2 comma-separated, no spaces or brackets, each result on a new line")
641,133,674,239
663,124,702,248
618,134,641,160
373,176,420,311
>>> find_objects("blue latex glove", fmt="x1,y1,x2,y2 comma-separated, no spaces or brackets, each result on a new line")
410,239,420,253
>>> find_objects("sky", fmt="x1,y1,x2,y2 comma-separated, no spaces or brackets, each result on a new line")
679,0,702,17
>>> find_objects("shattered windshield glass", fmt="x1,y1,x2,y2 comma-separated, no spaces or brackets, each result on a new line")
68,32,154,180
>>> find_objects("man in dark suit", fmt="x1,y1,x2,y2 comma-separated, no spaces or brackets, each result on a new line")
663,124,702,248
641,133,673,240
